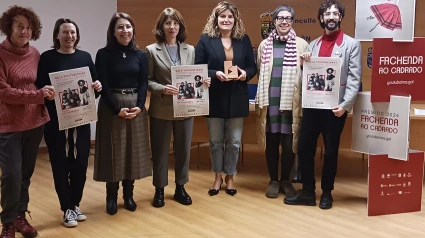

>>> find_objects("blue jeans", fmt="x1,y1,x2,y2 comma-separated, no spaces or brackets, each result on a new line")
207,118,244,175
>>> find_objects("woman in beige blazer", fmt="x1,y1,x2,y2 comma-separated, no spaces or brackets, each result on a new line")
255,5,308,199
146,8,210,208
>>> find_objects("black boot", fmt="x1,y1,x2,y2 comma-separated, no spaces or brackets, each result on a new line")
122,179,137,211
174,185,192,205
152,187,165,208
106,182,119,215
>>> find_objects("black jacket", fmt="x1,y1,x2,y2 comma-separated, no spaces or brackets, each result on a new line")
195,33,256,118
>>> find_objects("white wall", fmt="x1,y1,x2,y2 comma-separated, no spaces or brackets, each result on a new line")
0,0,117,145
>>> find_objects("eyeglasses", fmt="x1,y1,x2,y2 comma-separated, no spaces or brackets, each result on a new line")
276,16,293,24
15,24,32,32
116,25,133,32
324,12,340,17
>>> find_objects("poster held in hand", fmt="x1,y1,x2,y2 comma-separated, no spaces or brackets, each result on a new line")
49,66,97,130
302,57,341,109
171,64,209,117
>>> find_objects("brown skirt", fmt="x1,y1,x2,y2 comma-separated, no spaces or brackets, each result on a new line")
93,93,151,182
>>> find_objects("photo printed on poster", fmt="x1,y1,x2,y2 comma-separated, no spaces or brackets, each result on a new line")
171,65,209,117
302,57,341,109
49,67,97,130
355,0,416,42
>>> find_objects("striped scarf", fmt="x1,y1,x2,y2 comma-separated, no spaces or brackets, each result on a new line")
256,28,297,110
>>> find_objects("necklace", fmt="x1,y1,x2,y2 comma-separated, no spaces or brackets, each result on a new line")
120,50,127,58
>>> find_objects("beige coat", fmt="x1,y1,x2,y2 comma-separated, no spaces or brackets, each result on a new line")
146,42,195,120
255,36,308,153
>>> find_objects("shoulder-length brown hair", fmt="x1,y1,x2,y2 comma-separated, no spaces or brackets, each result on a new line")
0,5,42,40
154,8,187,43
202,1,244,40
106,12,139,50
52,18,80,50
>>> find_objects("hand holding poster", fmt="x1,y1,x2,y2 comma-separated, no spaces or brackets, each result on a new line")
171,65,209,117
351,92,410,161
49,67,97,130
302,57,341,109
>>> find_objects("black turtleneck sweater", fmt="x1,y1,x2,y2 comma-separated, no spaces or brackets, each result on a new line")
36,49,98,123
95,42,148,115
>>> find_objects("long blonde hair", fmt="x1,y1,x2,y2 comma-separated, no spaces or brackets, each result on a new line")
202,1,245,39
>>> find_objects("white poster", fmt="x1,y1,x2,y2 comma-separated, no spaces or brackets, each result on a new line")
49,67,97,130
355,0,416,42
351,92,411,161
302,57,341,109
171,65,209,117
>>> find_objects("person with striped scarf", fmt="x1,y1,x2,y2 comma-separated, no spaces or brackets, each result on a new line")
255,5,309,199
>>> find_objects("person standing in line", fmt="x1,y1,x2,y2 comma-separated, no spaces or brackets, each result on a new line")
0,5,54,238
284,0,361,209
36,18,102,227
93,12,151,215
195,1,257,196
146,7,211,208
255,5,309,199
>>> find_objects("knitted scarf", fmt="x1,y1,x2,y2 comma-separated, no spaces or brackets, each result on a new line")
256,28,297,111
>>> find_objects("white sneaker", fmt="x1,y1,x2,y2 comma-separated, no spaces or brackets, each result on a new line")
74,206,86,221
63,209,78,227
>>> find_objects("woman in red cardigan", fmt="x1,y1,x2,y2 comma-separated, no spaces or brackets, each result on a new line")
0,5,54,238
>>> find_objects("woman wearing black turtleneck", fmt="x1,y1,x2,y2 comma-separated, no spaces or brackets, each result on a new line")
93,12,151,215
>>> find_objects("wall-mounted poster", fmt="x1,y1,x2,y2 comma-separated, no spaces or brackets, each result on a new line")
355,0,416,42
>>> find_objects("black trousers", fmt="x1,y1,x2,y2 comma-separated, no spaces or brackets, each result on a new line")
0,125,44,224
297,108,347,193
44,121,90,212
265,133,295,181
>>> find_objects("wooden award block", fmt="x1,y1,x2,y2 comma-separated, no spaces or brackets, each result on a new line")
224,61,238,79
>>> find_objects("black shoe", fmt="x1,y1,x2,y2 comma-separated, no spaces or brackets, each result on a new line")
283,189,316,206
208,178,223,196
122,179,137,211
174,185,192,205
225,188,237,196
208,188,220,196
224,175,237,196
153,187,165,208
106,182,119,215
319,192,333,209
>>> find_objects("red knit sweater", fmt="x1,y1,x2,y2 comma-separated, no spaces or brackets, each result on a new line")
0,39,49,133
319,29,343,57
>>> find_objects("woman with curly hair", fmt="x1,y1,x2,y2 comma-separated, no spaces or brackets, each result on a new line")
195,1,256,196
0,5,54,238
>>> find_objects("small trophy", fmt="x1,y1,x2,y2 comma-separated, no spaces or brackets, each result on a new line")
224,61,238,79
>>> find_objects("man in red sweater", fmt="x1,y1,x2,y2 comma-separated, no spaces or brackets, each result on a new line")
284,0,362,209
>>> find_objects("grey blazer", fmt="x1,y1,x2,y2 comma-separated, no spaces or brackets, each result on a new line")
146,42,195,120
309,33,362,112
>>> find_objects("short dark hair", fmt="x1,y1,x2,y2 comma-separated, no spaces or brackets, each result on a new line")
0,5,42,40
106,12,139,50
272,5,295,21
154,8,187,43
52,18,80,50
317,0,345,29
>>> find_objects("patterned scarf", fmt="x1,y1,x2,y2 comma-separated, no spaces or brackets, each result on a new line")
256,28,297,111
